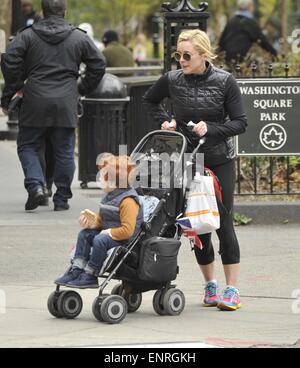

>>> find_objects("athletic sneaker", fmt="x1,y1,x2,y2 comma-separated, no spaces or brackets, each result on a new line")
203,281,220,307
218,286,241,311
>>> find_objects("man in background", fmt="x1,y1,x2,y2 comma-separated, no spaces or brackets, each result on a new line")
21,0,41,28
102,30,135,68
219,0,278,64
1,0,106,212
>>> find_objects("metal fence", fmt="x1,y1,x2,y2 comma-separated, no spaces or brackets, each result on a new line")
225,61,300,196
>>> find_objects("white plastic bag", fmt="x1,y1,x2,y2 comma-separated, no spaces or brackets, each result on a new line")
184,174,220,235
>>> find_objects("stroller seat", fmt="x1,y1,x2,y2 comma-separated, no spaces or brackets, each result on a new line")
99,195,160,276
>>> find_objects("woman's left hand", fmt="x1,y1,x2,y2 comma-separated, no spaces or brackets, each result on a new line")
193,121,208,137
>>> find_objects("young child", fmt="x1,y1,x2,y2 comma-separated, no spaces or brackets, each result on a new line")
55,155,143,289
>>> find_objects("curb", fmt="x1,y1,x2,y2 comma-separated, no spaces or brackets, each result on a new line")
234,202,300,224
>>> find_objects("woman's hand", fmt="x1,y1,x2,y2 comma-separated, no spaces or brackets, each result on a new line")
193,121,208,137
79,215,89,229
161,120,177,131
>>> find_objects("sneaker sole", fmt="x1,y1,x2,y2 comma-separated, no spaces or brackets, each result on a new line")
217,302,242,311
203,302,219,307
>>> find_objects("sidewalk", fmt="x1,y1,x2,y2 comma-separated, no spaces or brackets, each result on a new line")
0,141,300,348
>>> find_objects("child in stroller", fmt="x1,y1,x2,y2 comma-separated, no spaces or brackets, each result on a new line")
48,131,186,324
55,154,144,289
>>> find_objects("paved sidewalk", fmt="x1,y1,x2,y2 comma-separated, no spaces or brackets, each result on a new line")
0,141,300,348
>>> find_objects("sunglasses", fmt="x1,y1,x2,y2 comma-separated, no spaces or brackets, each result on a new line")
173,51,197,62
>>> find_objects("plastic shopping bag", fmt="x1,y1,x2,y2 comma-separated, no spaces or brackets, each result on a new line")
183,174,220,235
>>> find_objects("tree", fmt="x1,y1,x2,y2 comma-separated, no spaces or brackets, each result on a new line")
0,0,12,42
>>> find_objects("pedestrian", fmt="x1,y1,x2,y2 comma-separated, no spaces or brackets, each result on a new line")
143,29,248,311
55,155,143,289
0,0,106,212
133,33,147,65
21,0,54,205
20,0,41,29
78,23,104,51
219,0,277,64
102,30,135,68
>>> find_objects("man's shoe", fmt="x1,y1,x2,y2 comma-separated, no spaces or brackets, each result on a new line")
66,272,99,289
46,181,53,198
25,187,47,211
218,287,242,311
54,203,70,212
40,186,50,206
55,268,83,286
203,281,220,307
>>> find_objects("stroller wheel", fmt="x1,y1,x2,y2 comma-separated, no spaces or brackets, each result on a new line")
47,291,64,319
125,293,142,313
163,289,185,316
57,291,83,319
153,289,167,316
92,296,107,322
100,295,128,324
111,284,142,313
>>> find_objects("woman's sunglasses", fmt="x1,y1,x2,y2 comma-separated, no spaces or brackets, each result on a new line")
173,51,196,62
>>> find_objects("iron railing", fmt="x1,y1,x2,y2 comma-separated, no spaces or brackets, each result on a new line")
221,61,300,196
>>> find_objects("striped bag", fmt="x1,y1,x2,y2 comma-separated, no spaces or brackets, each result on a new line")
183,174,220,235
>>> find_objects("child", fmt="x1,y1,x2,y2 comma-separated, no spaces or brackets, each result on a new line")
55,155,143,289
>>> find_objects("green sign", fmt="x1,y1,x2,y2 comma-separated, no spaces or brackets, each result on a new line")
236,79,300,156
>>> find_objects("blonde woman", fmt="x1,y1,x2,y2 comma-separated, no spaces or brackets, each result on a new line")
143,29,247,311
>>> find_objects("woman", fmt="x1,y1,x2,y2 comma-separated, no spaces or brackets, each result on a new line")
143,29,247,311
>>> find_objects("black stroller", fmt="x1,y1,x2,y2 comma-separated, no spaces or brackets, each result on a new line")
47,130,194,324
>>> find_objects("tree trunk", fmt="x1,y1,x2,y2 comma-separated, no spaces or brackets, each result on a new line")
280,0,288,56
0,0,12,42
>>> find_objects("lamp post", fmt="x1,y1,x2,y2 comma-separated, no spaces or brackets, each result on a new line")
11,0,23,36
152,12,161,59
161,1,210,72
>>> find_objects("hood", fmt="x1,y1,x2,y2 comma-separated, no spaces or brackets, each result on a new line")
32,16,75,45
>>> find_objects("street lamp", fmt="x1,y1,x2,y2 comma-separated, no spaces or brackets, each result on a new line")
152,12,161,59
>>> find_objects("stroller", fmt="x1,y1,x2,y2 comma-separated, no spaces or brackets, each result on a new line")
47,130,199,324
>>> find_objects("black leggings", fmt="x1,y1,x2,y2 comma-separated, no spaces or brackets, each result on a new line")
194,159,240,266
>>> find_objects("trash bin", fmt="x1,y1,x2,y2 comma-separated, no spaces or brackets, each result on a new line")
78,73,130,188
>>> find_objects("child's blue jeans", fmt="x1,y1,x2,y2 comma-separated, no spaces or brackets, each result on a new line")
73,229,121,276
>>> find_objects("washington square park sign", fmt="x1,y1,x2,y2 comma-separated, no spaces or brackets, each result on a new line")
236,78,300,156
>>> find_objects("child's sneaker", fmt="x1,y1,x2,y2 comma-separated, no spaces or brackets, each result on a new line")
66,272,99,289
203,281,220,307
218,286,241,311
55,267,83,286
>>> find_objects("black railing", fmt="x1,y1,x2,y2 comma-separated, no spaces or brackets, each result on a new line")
235,156,300,196
222,61,300,196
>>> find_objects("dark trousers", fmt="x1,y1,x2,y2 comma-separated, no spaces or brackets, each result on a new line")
39,130,55,189
17,126,76,204
194,159,240,266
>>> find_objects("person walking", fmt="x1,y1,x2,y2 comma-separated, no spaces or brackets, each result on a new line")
20,0,41,29
0,0,106,212
219,0,277,64
143,29,248,311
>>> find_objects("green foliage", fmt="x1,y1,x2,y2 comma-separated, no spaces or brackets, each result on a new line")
234,213,253,226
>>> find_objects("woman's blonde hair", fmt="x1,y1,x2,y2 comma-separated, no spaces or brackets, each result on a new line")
178,29,217,61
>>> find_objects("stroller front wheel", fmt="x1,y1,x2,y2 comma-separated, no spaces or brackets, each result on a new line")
57,291,83,319
92,296,107,322
100,295,128,324
47,291,64,319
